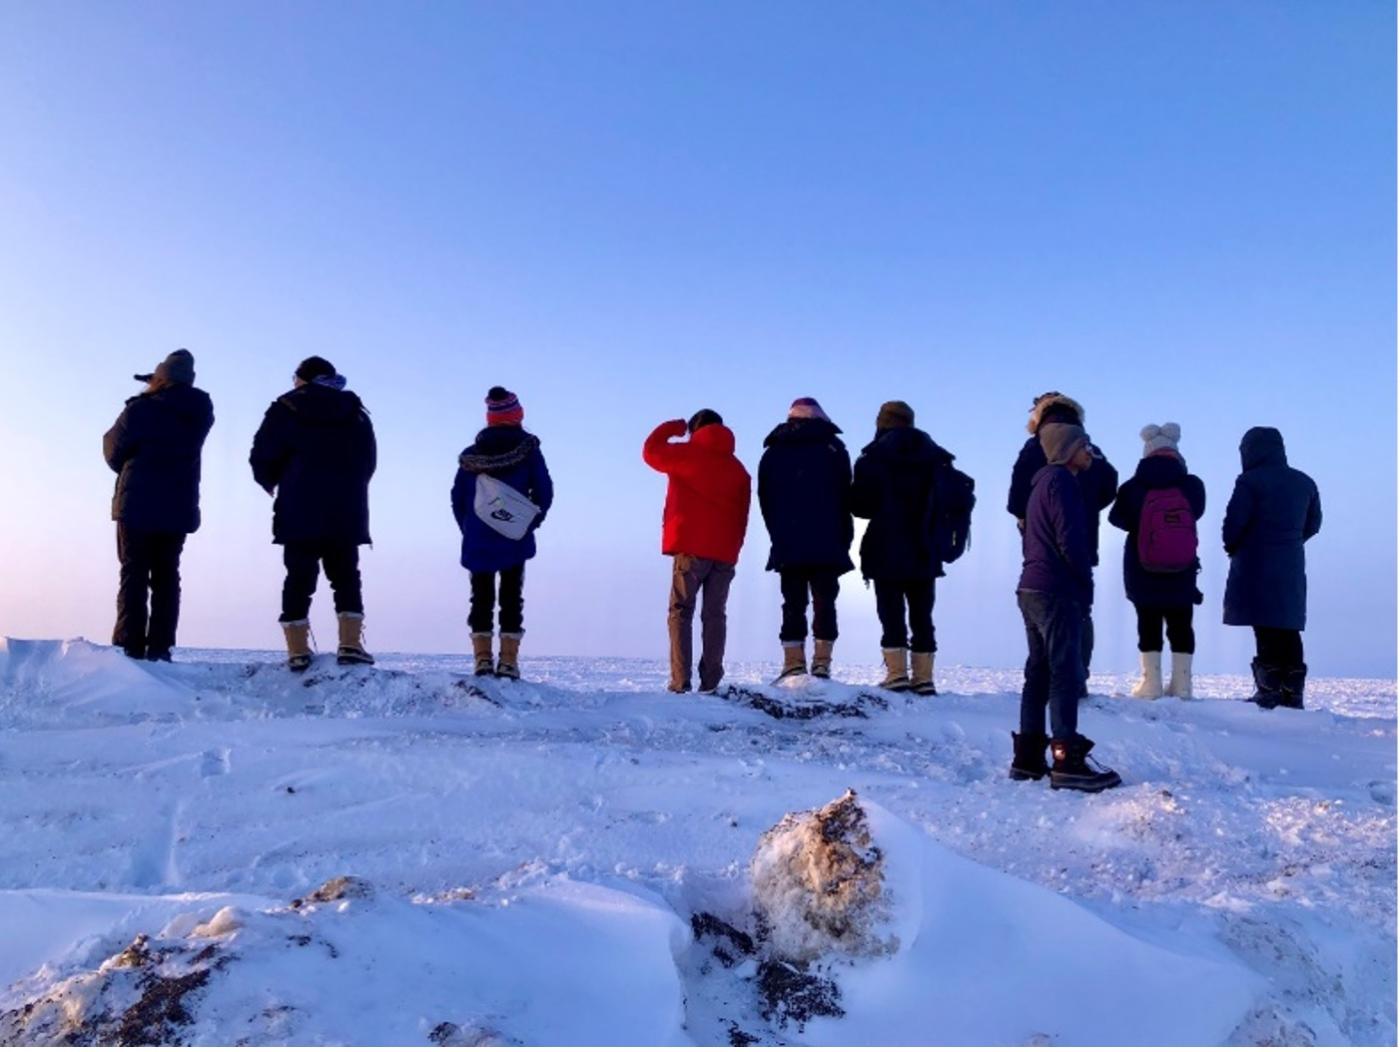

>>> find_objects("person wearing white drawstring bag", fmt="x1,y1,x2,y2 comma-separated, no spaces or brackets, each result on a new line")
1107,424,1207,699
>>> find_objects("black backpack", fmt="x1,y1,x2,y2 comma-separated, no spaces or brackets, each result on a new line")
929,460,977,565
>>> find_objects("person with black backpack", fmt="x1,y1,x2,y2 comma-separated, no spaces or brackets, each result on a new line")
1108,424,1206,699
450,387,554,680
851,401,974,695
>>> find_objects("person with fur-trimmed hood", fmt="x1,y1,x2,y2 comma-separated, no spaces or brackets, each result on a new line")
1010,422,1121,793
250,356,377,671
1007,392,1118,692
1222,427,1321,710
850,400,956,695
450,387,554,680
758,397,854,680
643,409,752,695
103,349,215,662
1108,424,1206,700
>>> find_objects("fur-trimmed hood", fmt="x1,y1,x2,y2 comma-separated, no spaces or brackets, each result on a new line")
1027,392,1085,435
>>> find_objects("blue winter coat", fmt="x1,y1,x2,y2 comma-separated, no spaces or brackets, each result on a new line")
451,426,554,574
757,418,854,574
103,383,214,534
851,426,954,581
1108,454,1206,608
1222,428,1321,630
1018,464,1094,607
249,384,377,545
1007,436,1118,567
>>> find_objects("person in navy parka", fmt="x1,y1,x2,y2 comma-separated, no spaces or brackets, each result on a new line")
450,387,554,680
1222,427,1322,709
103,349,214,661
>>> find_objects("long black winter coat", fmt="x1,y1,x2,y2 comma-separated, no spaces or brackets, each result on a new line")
757,418,854,574
1007,436,1118,566
1222,427,1321,630
103,384,215,534
249,384,377,545
1108,454,1206,608
851,426,953,581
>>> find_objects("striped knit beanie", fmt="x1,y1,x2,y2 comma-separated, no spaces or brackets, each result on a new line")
486,386,524,427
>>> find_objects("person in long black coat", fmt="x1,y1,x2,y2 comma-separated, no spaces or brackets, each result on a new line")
1108,424,1206,700
1222,427,1322,708
103,349,214,661
757,398,854,680
851,400,956,695
1006,392,1117,691
249,356,377,670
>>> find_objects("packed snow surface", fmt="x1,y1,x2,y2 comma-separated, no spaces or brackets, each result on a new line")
0,637,1393,1045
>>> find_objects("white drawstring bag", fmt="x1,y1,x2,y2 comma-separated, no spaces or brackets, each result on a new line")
474,474,540,540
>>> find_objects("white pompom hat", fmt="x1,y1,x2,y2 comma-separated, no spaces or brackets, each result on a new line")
1141,422,1182,458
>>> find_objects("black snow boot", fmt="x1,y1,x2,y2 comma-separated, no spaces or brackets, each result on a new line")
1248,659,1286,709
1276,663,1307,710
146,649,173,663
1009,731,1050,781
1049,736,1121,793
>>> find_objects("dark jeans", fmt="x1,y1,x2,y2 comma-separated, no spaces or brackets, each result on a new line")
668,554,735,692
281,542,362,622
779,567,841,643
1018,590,1083,741
873,577,935,652
1081,606,1095,681
470,564,525,635
1135,604,1195,653
1255,627,1304,667
114,525,187,655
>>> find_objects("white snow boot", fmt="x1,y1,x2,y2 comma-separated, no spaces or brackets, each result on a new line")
1130,651,1163,699
1166,652,1193,699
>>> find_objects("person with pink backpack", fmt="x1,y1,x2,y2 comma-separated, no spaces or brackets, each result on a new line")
1108,424,1207,698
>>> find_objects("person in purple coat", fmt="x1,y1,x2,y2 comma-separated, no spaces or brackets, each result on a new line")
1010,422,1121,793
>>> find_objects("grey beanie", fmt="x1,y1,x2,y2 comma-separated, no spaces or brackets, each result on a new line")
1141,422,1181,458
1040,422,1090,466
135,349,195,386
876,400,915,430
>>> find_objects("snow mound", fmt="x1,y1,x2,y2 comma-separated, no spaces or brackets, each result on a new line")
1,876,689,1046
750,789,905,963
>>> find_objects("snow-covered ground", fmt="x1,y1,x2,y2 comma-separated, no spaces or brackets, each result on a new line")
0,637,1393,1045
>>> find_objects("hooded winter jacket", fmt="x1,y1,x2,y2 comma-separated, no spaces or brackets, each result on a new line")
1108,454,1206,608
450,426,554,574
249,384,377,545
850,426,954,581
1222,427,1321,630
1008,436,1118,567
103,383,215,535
757,417,854,574
643,420,751,565
1019,463,1094,606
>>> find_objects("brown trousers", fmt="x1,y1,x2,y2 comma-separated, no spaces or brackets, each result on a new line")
668,554,735,692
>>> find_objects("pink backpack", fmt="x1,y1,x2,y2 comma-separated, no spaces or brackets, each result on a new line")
1138,487,1197,573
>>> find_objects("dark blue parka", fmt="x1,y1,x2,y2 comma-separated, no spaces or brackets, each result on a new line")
1222,428,1321,630
103,383,215,534
249,384,377,545
757,418,854,574
851,426,954,581
1108,454,1207,608
1008,437,1118,567
451,426,554,574
1019,464,1094,607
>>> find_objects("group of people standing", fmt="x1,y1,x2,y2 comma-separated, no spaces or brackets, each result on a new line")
103,352,1323,794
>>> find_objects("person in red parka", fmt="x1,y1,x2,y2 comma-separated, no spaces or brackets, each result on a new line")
643,410,752,694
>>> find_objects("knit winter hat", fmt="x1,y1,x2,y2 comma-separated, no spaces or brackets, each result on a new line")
788,397,829,422
1040,422,1090,466
876,400,915,430
687,408,723,434
135,349,195,386
295,356,337,383
1027,391,1085,434
1141,422,1182,458
486,386,525,426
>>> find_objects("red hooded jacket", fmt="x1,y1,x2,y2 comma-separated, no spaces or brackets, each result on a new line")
643,420,752,565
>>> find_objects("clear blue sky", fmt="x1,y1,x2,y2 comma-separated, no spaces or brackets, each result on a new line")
0,1,1393,676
